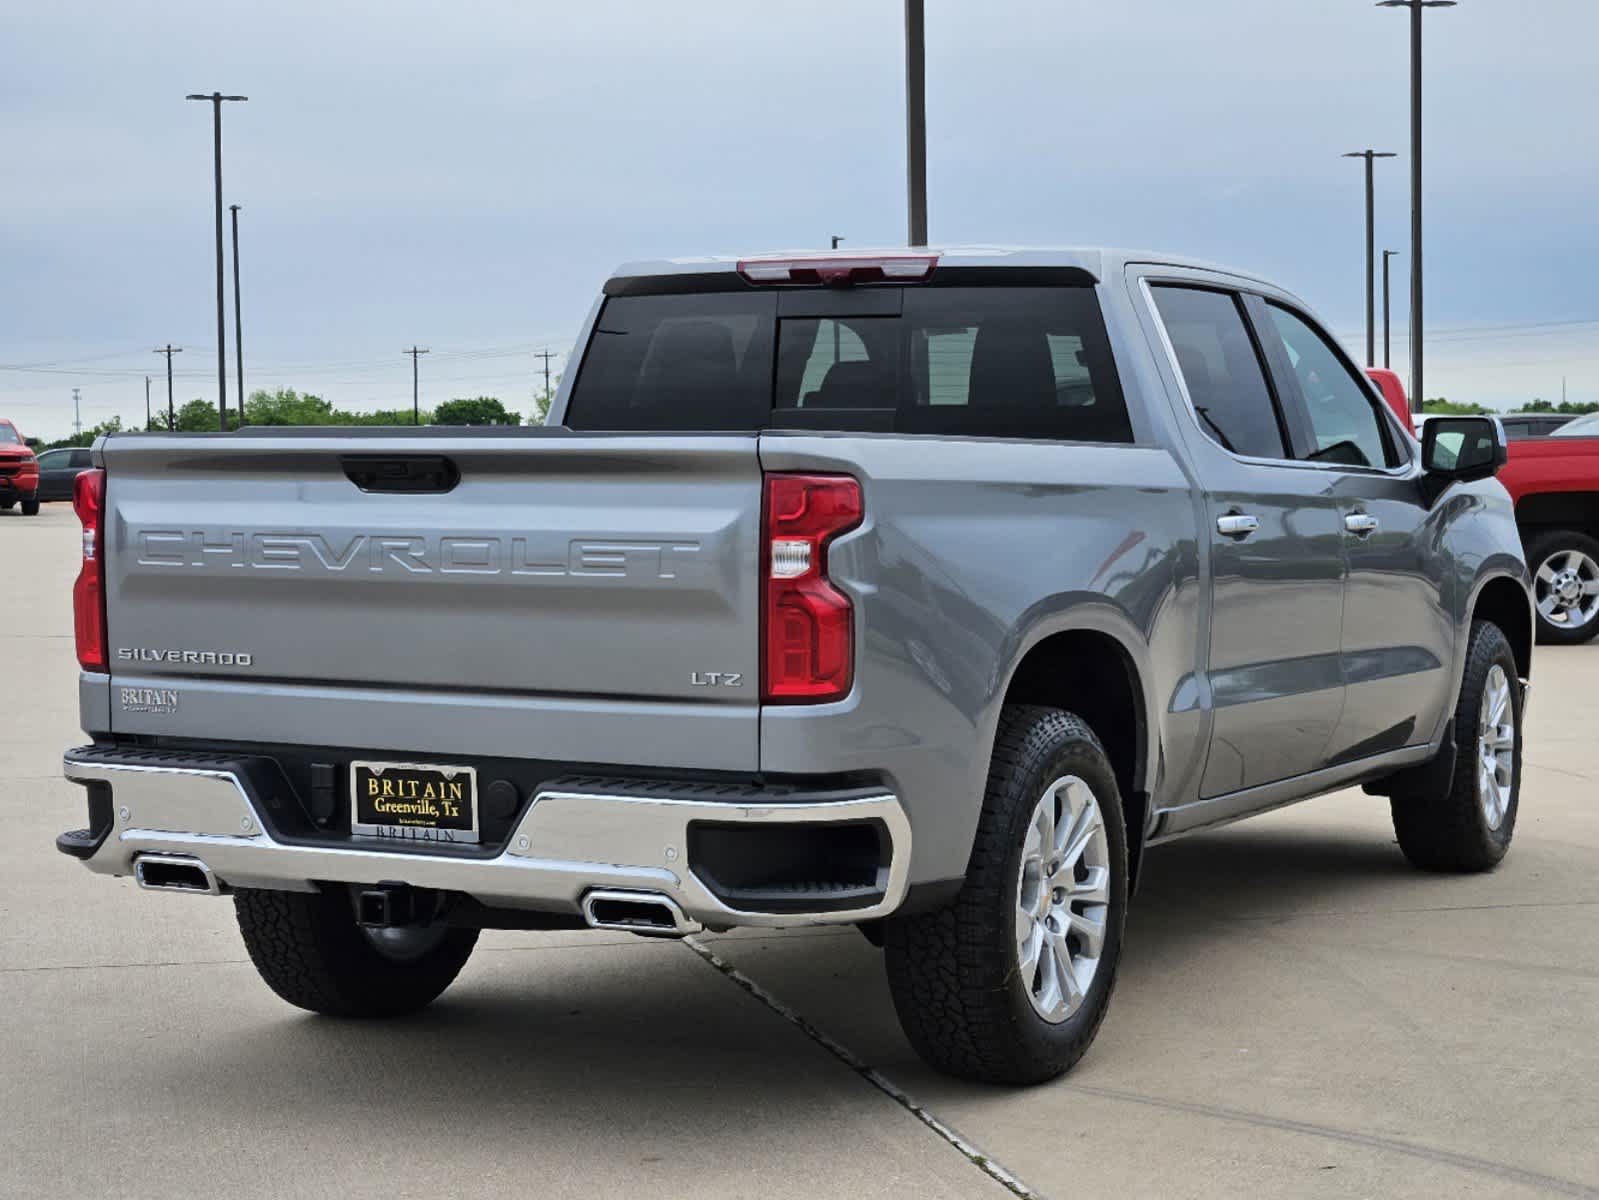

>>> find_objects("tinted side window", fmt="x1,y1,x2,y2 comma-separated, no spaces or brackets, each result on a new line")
565,293,777,430
1150,286,1287,459
36,450,66,469
1265,304,1397,468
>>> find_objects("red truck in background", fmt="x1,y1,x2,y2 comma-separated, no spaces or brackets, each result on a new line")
0,419,41,516
1369,368,1599,645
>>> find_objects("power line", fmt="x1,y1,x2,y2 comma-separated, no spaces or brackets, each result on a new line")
154,345,182,429
535,349,557,402
404,346,429,425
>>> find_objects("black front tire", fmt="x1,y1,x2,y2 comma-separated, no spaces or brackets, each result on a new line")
234,887,478,1017
1391,620,1522,872
1525,528,1599,645
883,705,1128,1085
20,498,39,515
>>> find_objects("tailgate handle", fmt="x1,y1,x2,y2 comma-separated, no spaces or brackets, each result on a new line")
341,455,460,494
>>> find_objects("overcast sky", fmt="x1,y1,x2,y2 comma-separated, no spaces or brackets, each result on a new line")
4,0,1598,439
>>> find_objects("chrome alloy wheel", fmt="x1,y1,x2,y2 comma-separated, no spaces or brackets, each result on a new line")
1014,775,1111,1023
1477,664,1516,830
1535,549,1599,631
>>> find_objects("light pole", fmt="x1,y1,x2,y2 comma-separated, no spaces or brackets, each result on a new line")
229,204,245,426
145,375,151,430
1343,149,1396,367
904,0,927,247
1382,250,1400,369
1377,0,1456,412
830,235,845,249
185,91,247,430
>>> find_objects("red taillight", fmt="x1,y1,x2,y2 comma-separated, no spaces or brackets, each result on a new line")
762,474,863,703
737,253,938,287
73,468,107,672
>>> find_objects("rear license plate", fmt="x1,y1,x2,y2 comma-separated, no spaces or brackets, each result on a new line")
350,761,478,845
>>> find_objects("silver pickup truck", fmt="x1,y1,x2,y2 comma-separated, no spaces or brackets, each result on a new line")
59,247,1531,1083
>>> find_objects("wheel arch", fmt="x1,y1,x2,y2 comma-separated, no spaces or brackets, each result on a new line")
1515,491,1599,543
992,605,1156,889
1469,572,1533,681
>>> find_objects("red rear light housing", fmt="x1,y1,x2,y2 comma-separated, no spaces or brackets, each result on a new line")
762,473,863,704
73,468,107,672
737,253,938,287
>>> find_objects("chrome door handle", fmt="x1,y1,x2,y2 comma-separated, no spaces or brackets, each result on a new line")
1216,513,1260,538
1345,512,1380,537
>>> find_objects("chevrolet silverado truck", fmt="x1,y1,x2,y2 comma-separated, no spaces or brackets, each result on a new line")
58,248,1533,1084
0,418,41,515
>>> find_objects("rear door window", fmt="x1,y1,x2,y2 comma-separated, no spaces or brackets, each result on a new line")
1149,285,1288,459
568,285,1133,443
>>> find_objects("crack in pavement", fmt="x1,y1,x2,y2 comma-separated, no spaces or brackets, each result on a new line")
1061,1083,1599,1199
683,935,1043,1199
685,936,1599,1200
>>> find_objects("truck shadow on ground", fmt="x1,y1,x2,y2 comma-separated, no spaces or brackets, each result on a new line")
139,821,1473,1128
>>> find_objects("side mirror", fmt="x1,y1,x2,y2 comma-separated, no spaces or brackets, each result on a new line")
1421,416,1507,484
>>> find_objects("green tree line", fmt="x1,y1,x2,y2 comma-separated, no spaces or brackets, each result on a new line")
35,384,558,450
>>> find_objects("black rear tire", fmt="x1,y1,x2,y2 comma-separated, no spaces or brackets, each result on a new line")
234,887,478,1017
1525,528,1599,644
883,705,1128,1084
1391,620,1522,872
0,501,13,511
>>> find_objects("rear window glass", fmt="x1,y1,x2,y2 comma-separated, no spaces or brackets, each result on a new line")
566,285,1132,443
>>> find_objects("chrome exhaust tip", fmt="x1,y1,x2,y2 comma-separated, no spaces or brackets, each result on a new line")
134,854,220,895
581,889,701,937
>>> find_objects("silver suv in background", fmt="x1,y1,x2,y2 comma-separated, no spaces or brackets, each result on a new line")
57,247,1531,1083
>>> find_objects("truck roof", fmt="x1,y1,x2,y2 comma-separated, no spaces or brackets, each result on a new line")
609,245,1278,288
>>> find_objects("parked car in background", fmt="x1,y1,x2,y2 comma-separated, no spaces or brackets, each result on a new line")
34,447,93,502
1500,413,1575,440
0,419,40,515
58,248,1531,1084
1364,373,1599,644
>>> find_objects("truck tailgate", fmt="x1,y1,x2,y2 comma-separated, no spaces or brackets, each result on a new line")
98,431,762,769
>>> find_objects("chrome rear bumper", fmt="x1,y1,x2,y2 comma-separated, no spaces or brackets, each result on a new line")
61,749,911,930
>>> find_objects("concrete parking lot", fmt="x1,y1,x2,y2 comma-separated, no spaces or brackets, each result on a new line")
4,501,1597,1198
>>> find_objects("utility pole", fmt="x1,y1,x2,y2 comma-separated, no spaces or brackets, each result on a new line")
534,349,557,407
72,388,82,438
145,375,152,430
1378,0,1457,413
154,345,182,429
230,204,245,427
404,346,429,425
185,91,247,430
904,0,927,247
830,235,845,249
1343,150,1396,367
1382,250,1400,369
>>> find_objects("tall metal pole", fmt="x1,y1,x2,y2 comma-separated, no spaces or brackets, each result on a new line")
186,92,246,430
1378,1,1455,412
145,375,152,430
404,346,429,425
154,345,182,429
72,388,82,438
1382,250,1399,369
230,204,245,427
1343,150,1395,367
904,0,927,247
